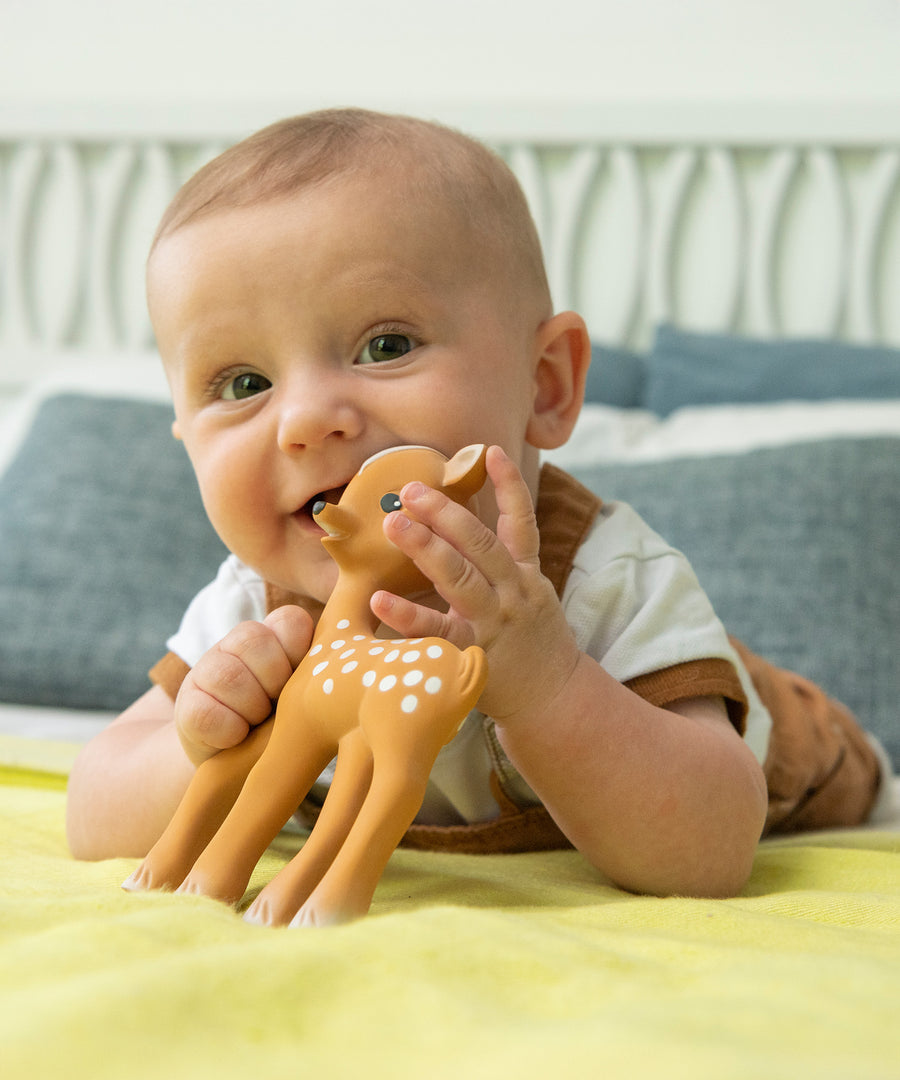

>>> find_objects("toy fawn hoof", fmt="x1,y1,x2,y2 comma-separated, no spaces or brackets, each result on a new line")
242,907,267,928
121,862,160,892
175,868,246,906
243,895,283,928
288,906,325,929
175,872,225,899
121,870,141,892
288,896,361,929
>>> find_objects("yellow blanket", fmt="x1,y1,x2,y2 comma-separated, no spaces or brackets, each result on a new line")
2,735,898,1080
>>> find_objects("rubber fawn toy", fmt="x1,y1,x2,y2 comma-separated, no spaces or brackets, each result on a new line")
124,444,489,927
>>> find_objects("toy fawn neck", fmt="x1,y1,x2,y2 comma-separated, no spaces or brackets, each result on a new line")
312,574,380,646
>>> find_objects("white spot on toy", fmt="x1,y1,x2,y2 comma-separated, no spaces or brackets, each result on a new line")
403,670,423,687
427,645,443,659
425,677,442,694
379,675,397,692
313,661,329,677
337,619,350,629
401,695,418,714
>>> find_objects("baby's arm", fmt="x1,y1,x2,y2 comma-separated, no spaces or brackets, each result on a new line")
373,446,768,898
66,606,311,860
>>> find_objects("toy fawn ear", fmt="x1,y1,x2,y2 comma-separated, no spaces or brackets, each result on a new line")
442,444,488,502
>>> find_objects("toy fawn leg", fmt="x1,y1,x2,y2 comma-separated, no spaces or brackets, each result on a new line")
123,721,272,892
176,731,334,905
244,728,374,927
291,762,430,927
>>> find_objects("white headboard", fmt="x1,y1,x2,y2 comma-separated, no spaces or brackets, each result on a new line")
1,102,898,383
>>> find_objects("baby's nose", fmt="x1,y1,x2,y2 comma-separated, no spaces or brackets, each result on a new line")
277,374,364,450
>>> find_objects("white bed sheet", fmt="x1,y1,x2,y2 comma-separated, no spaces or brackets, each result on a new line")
547,399,900,467
0,702,115,743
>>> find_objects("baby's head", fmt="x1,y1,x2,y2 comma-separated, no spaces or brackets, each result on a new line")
147,108,589,602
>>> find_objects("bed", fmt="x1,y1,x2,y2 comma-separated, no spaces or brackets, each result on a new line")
1,102,899,1079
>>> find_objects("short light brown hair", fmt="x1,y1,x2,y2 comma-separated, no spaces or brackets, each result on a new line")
150,107,550,313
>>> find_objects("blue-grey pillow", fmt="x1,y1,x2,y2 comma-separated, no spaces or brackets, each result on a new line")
0,394,228,711
584,342,647,408
568,437,899,767
646,324,900,416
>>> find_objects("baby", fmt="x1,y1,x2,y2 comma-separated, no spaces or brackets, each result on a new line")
66,108,884,899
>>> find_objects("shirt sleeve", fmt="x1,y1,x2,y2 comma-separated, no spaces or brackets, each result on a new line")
148,554,267,699
563,501,771,759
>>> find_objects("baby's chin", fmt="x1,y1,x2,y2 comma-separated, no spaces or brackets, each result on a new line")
246,549,339,610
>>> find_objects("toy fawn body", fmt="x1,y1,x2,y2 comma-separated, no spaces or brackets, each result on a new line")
124,444,488,926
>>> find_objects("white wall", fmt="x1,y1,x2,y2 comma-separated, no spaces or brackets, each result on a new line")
2,0,899,111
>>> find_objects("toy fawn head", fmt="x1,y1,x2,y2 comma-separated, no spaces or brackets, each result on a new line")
313,445,487,594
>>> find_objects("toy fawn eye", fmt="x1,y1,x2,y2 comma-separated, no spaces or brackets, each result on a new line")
380,493,402,513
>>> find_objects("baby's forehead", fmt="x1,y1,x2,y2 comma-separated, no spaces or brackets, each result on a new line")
151,177,497,290
148,149,545,330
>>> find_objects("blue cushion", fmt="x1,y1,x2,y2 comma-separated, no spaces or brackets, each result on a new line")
646,324,900,416
569,436,900,768
0,395,228,711
584,342,647,408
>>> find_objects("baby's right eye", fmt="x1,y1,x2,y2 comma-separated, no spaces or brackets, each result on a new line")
220,372,272,400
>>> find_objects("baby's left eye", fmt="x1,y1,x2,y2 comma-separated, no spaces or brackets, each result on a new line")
219,372,272,400
358,333,417,365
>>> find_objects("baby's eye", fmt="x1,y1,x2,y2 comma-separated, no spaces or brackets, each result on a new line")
358,333,417,365
219,372,272,400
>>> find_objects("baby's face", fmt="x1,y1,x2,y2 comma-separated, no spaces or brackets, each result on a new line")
148,176,543,606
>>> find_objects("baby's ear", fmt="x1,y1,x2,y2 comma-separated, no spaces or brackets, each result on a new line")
442,444,488,503
526,311,591,450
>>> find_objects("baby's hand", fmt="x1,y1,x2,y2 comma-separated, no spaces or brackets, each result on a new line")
372,445,581,722
174,606,312,765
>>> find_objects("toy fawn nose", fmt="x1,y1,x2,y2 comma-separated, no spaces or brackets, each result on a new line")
313,500,327,517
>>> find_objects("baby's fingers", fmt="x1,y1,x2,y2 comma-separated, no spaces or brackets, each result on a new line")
264,605,315,670
175,672,257,760
370,590,468,648
215,617,301,709
384,493,500,620
179,611,311,760
487,446,541,567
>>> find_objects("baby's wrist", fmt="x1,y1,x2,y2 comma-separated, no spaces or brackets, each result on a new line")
487,639,583,731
